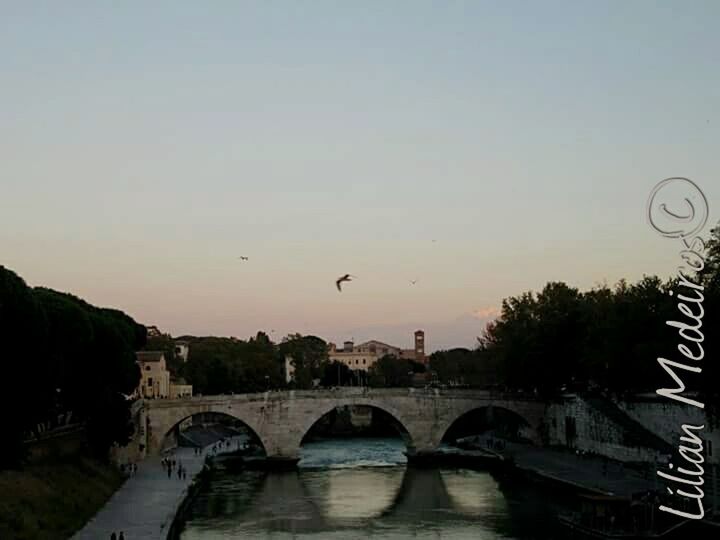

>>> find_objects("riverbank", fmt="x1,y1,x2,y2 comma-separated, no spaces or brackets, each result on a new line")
71,448,205,540
0,456,125,540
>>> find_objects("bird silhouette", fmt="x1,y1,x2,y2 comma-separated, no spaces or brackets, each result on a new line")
336,274,355,292
239,256,249,261
410,279,418,285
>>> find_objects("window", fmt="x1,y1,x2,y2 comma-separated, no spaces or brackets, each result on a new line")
145,365,151,371
363,359,366,364
147,377,153,387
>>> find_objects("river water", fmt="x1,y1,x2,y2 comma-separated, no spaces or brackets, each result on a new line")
180,438,568,539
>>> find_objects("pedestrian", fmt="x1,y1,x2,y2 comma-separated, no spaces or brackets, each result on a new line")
167,466,171,479
119,532,125,540
177,466,182,479
183,469,187,480
111,533,117,540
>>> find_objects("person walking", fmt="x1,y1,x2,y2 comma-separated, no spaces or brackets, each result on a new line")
111,533,117,540
119,532,125,540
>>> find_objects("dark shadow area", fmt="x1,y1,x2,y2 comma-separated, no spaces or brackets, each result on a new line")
442,407,534,448
164,412,266,456
301,405,410,444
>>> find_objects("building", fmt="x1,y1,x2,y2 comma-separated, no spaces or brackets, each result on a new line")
284,355,296,384
328,330,427,371
136,351,171,398
169,378,193,398
174,340,190,362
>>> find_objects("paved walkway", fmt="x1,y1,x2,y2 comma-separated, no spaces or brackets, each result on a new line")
72,439,243,540
500,441,657,496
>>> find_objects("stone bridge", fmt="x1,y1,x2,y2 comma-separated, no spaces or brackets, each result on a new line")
141,388,548,462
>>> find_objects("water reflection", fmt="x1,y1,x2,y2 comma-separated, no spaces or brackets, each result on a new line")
181,439,565,539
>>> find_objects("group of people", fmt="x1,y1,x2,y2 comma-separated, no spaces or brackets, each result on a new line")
161,455,187,480
109,532,124,540
119,462,137,476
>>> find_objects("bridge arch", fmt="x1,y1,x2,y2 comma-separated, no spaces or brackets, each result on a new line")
294,401,418,454
438,404,538,447
159,410,268,454
146,401,273,455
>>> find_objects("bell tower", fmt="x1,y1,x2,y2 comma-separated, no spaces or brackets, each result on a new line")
414,330,425,363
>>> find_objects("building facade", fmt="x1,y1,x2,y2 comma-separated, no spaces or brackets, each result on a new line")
169,382,193,398
174,340,190,362
136,351,171,398
328,330,426,371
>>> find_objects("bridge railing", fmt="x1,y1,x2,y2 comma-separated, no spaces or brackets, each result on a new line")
144,387,544,405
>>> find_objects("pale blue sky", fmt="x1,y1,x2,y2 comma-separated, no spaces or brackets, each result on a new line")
1,1,718,350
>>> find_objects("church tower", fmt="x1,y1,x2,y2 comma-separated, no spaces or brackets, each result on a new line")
414,330,426,363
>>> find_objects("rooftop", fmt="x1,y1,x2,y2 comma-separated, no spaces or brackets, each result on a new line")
136,351,165,363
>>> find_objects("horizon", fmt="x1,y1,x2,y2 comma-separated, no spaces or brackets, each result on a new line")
2,2,718,350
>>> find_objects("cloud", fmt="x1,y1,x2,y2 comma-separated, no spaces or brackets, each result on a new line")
470,307,500,320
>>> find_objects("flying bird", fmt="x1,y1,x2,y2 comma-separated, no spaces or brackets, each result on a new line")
239,256,249,261
336,274,355,292
410,279,418,285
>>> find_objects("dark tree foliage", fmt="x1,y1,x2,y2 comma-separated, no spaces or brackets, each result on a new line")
183,332,284,394
479,226,720,410
0,267,49,466
320,361,357,387
279,334,329,389
429,347,500,388
0,266,144,469
368,355,415,387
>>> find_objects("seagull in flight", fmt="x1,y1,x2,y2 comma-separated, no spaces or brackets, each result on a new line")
410,279,418,285
238,256,249,261
336,274,355,292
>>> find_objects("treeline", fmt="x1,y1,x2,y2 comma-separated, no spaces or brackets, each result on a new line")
167,333,328,394
0,266,146,469
430,227,720,412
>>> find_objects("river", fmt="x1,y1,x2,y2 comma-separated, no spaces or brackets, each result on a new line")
179,437,572,539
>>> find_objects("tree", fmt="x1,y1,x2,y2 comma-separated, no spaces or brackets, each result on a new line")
0,266,145,467
368,355,414,387
0,266,49,466
321,361,356,387
279,334,328,389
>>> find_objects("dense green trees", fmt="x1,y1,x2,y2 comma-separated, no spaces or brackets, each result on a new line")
475,226,720,407
278,334,329,389
321,361,356,387
182,332,284,394
0,266,144,469
368,355,416,387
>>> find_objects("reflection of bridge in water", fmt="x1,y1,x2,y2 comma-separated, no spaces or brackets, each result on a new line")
191,465,515,534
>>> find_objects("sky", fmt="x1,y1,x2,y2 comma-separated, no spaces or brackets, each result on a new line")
1,1,718,351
